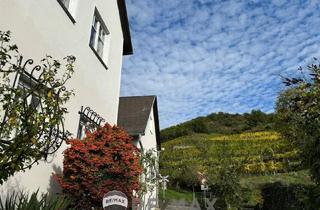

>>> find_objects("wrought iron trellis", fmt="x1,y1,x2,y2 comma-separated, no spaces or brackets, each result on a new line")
0,56,70,167
77,106,105,139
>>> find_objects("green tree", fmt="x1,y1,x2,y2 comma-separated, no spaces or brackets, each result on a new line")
0,31,75,184
208,161,242,210
275,58,320,184
207,141,243,210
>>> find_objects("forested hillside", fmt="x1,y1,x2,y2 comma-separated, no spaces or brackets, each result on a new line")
160,131,304,187
160,110,275,142
159,110,316,209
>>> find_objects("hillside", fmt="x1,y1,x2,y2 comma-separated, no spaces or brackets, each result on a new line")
159,131,313,206
160,110,275,142
160,131,300,186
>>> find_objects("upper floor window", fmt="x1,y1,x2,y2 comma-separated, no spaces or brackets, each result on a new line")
57,0,76,23
89,8,110,69
60,0,70,9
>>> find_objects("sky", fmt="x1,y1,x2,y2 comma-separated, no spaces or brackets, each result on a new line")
120,0,320,129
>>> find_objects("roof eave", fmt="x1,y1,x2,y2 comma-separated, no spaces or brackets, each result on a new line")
153,97,161,151
117,0,133,55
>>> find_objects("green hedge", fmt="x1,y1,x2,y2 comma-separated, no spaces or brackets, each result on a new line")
260,182,319,210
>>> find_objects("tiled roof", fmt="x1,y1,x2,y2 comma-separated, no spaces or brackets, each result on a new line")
117,95,161,149
118,96,155,135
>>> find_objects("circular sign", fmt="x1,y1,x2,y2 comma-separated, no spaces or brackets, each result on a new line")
103,191,128,210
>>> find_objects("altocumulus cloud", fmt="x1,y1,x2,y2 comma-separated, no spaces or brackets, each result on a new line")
120,0,320,128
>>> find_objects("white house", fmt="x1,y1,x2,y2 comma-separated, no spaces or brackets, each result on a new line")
117,96,161,209
0,0,134,196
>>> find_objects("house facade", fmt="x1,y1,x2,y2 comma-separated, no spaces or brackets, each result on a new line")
118,96,161,209
0,0,134,196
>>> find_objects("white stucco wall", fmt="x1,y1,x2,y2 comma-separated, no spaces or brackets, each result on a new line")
0,0,125,195
139,107,159,209
141,108,158,151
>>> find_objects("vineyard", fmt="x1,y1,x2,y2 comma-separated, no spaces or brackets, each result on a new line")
160,131,302,187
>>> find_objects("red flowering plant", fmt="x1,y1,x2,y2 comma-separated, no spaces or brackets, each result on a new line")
54,123,142,209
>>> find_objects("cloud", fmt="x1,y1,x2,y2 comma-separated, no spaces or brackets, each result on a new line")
121,0,320,128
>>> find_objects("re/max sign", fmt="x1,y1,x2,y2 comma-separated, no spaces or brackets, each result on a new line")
103,195,128,208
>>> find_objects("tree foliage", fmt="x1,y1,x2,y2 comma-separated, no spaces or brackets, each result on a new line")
260,182,320,210
161,111,275,142
0,31,75,184
54,124,142,209
208,143,243,210
275,58,320,184
208,164,243,210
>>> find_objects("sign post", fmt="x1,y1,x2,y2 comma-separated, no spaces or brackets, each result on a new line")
158,174,169,201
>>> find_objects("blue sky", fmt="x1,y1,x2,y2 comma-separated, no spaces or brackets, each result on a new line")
120,0,320,128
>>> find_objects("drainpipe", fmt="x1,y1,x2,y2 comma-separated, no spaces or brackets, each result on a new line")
138,133,144,152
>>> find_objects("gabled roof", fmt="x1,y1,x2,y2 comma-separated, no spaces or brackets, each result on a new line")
117,96,161,150
117,0,133,55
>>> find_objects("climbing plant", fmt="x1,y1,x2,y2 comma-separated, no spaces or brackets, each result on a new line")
0,31,75,184
139,148,159,210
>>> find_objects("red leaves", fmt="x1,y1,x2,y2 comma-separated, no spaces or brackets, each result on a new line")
54,123,142,209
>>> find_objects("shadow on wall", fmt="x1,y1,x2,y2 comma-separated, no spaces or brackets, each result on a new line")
0,176,25,201
47,164,62,195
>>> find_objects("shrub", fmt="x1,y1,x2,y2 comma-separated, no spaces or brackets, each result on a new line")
260,182,318,210
54,124,142,209
0,190,70,210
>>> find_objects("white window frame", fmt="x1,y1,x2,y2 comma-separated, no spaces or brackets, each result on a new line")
60,0,70,9
89,8,110,69
57,0,77,23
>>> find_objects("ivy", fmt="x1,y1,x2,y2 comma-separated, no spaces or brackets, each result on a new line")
139,148,159,209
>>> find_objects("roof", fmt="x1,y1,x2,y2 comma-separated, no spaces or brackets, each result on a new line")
117,96,161,150
117,0,133,55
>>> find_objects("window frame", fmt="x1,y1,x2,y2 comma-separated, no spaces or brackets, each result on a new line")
76,106,105,139
89,8,110,70
57,0,76,24
77,114,93,140
60,0,70,9
17,73,41,110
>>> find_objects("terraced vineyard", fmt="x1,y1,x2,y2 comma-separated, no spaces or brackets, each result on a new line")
160,131,301,185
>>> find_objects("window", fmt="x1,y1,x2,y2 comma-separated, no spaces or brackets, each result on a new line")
60,0,70,9
97,25,106,57
89,8,110,69
17,73,40,110
59,0,70,9
57,0,76,23
77,106,105,139
77,115,93,140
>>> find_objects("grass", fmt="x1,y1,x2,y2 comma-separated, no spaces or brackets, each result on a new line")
159,171,315,206
158,188,193,203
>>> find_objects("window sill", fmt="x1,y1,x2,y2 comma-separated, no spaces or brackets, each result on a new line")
89,45,108,70
57,0,76,24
